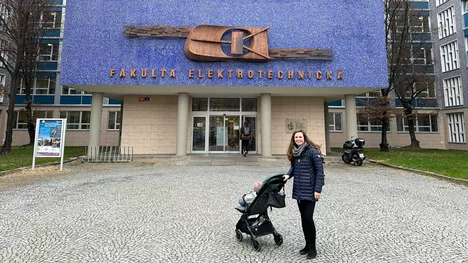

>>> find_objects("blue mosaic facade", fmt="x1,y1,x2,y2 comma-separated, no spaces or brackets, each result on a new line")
61,0,388,89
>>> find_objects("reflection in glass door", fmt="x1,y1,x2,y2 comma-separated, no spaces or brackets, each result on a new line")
192,117,206,151
243,116,256,153
209,115,240,152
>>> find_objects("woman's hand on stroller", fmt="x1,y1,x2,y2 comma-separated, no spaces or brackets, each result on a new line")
283,174,290,182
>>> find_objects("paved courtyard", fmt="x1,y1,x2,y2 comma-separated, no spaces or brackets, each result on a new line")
0,158,467,262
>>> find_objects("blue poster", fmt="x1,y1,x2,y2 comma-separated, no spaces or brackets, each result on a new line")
36,119,63,157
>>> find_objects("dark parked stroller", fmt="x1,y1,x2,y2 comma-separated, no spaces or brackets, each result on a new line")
235,173,286,252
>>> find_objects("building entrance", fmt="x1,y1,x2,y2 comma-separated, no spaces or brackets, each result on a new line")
191,98,257,154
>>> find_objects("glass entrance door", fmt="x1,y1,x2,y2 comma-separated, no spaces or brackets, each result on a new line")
242,116,257,153
192,116,206,152
209,115,240,152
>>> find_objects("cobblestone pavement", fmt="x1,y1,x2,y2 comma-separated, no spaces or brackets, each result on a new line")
0,159,467,263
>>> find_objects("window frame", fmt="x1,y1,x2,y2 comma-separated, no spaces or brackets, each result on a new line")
447,113,466,143
443,76,463,107
396,114,439,133
357,113,389,132
440,40,459,72
60,111,91,130
328,112,342,132
13,110,53,130
34,76,56,95
107,111,121,130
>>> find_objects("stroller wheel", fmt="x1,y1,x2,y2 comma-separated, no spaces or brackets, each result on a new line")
252,240,261,252
274,233,283,246
235,229,243,242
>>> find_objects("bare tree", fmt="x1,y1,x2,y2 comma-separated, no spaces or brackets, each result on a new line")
384,0,435,149
358,95,402,151
0,0,53,154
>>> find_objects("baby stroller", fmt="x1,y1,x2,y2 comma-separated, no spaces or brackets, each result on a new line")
235,173,286,252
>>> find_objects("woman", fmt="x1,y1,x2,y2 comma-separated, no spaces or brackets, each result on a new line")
283,130,324,259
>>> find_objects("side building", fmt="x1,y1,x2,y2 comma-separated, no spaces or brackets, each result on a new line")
429,0,468,150
0,0,121,147
329,0,444,150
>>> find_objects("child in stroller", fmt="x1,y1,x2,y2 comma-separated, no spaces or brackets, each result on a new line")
235,173,287,252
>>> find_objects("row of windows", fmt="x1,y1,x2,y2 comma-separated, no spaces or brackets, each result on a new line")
13,111,121,130
436,0,449,7
192,98,257,112
0,3,61,29
328,112,439,133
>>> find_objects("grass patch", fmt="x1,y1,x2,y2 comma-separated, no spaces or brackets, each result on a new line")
362,148,468,180
0,146,86,172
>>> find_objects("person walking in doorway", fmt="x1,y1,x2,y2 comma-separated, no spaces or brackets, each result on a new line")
240,122,252,157
283,130,325,259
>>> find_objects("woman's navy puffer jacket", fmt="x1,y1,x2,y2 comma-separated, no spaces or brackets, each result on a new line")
287,144,325,201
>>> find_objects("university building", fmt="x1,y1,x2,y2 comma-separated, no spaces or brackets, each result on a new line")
4,1,461,155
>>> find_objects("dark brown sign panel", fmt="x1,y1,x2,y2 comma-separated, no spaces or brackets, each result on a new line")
124,25,333,62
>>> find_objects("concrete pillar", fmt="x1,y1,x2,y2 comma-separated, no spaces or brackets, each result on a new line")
176,92,189,156
345,95,358,140
260,93,272,157
323,101,330,155
88,93,103,158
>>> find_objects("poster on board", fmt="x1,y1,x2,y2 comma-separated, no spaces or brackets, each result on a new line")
32,118,67,170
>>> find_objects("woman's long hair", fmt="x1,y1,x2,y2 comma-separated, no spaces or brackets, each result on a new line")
286,130,322,161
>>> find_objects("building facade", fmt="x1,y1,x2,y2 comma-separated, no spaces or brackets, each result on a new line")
58,0,388,156
429,0,468,150
6,1,455,154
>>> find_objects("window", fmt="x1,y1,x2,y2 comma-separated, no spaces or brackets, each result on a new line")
0,3,11,31
192,98,208,111
108,111,121,130
35,77,56,94
447,113,466,143
410,15,429,33
416,80,436,98
443,76,463,107
397,115,439,132
242,98,257,111
0,73,5,103
13,111,53,129
412,46,432,65
440,41,459,72
62,86,89,95
465,36,468,67
60,111,91,130
464,1,468,13
38,43,59,61
357,113,388,132
0,39,8,67
437,6,456,39
41,11,62,28
436,0,449,7
328,112,342,132
209,98,240,111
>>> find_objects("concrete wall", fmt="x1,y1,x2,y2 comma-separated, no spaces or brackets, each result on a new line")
271,96,326,155
120,95,179,154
